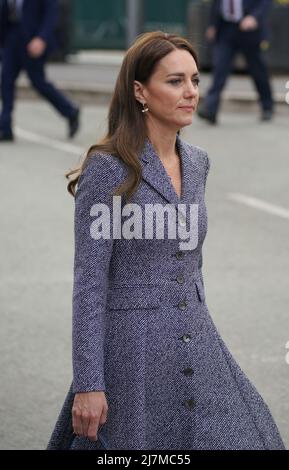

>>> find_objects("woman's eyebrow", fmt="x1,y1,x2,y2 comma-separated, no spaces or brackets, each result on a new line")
166,72,199,77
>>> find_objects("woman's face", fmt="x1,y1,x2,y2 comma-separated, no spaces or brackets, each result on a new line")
134,49,200,132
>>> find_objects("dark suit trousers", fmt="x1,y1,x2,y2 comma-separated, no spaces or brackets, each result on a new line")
0,25,76,133
205,27,273,116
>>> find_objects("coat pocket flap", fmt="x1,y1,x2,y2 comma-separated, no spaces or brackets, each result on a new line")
195,280,205,302
107,286,161,310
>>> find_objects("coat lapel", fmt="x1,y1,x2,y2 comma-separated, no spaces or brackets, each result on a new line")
139,134,200,207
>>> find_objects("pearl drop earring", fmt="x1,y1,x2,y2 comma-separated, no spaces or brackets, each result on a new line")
141,103,149,113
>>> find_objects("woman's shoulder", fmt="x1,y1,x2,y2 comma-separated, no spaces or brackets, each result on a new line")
179,137,210,175
82,150,127,183
76,150,127,198
84,150,126,176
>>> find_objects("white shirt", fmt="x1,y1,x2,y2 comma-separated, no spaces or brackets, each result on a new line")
221,0,243,23
16,0,24,15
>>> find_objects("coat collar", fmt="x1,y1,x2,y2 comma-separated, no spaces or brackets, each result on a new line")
139,133,201,207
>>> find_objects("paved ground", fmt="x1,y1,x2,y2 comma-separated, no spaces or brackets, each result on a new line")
0,99,288,449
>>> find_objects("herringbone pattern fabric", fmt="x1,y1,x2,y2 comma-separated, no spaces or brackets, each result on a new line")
47,134,285,450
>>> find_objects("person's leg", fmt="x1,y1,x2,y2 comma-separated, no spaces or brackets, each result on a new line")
0,29,22,138
242,43,273,115
24,54,77,117
201,41,236,119
24,53,80,136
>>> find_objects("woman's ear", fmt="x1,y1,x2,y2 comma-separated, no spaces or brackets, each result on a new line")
133,80,145,104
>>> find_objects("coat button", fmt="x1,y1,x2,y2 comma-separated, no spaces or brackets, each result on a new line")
178,212,186,227
176,274,185,284
184,398,195,410
180,334,191,343
183,367,194,377
178,300,188,310
175,251,185,260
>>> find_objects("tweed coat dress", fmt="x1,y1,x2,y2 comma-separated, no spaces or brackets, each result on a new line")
47,134,285,450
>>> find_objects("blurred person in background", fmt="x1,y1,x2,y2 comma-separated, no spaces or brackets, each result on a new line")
197,0,274,124
0,0,80,142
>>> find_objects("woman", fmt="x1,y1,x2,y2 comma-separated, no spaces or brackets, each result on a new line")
47,31,285,450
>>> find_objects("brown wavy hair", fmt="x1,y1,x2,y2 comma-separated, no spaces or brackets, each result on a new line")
66,31,198,202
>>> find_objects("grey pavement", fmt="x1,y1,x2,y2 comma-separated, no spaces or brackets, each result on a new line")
0,99,288,449
15,50,289,106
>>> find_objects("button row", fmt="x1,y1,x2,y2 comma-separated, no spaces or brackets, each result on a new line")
175,250,195,411
178,300,188,311
179,212,186,227
184,398,195,410
180,334,191,343
183,367,194,377
176,274,185,284
175,251,185,260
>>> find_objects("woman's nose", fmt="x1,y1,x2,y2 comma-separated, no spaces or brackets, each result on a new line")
184,80,198,97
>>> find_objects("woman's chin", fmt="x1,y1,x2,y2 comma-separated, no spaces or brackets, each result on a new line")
178,117,193,128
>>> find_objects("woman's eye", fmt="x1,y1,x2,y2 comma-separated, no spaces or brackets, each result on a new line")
192,78,200,86
169,79,181,85
169,78,200,86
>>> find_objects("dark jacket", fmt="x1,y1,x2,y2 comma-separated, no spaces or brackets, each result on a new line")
0,0,58,50
208,0,272,41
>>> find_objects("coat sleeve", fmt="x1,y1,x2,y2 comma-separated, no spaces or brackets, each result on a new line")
72,153,122,393
249,0,272,24
208,0,222,29
38,0,58,45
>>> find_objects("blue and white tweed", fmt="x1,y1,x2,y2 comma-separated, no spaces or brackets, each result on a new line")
47,134,285,450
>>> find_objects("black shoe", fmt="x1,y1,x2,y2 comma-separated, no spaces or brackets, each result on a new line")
261,109,273,122
0,129,14,142
197,105,217,124
68,108,80,138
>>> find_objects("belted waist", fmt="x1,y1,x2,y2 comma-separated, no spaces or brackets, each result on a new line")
107,269,205,311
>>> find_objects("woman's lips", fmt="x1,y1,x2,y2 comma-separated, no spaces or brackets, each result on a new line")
179,106,194,111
